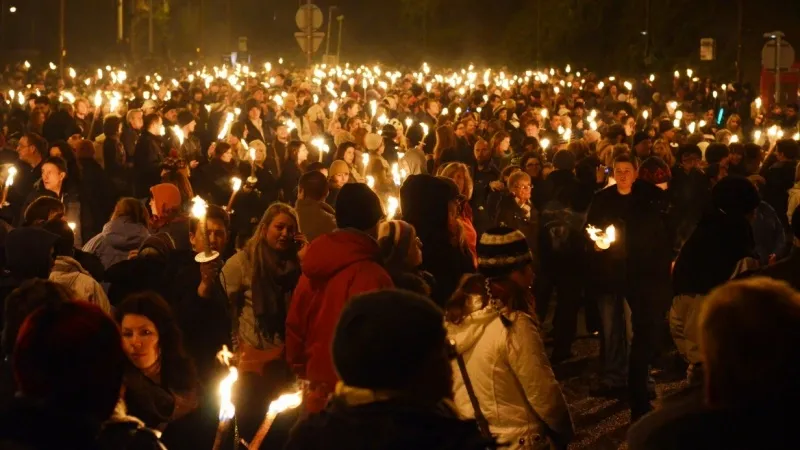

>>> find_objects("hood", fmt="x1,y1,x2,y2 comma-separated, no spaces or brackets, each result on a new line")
446,298,500,354
105,218,150,251
52,256,89,275
296,197,335,214
301,229,381,281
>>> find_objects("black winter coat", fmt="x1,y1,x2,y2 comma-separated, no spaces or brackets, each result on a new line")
133,131,164,198
585,180,672,295
286,397,494,450
673,209,756,296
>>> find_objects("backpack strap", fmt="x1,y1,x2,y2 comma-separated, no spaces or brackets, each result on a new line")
455,352,493,439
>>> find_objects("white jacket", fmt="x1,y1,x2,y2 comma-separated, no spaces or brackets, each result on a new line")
787,184,800,224
49,256,111,314
446,302,573,450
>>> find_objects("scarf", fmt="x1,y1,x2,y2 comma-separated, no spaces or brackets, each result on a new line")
250,245,300,342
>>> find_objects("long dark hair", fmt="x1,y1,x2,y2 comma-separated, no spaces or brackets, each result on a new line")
445,273,533,325
116,292,198,392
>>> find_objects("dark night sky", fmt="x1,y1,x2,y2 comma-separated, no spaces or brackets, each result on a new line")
2,0,800,82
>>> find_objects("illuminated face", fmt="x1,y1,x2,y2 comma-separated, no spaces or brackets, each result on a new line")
221,149,233,163
451,170,466,195
41,162,66,193
121,314,159,371
333,171,349,187
297,145,308,163
512,176,532,203
614,162,637,191
344,146,355,164
190,218,228,253
265,213,297,252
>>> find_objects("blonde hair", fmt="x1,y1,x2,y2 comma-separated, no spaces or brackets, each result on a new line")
244,203,300,341
439,162,474,200
507,170,531,190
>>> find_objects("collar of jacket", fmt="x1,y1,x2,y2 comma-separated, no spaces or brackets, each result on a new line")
53,255,89,275
335,382,398,407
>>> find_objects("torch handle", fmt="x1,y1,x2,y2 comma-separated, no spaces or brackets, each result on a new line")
0,185,8,207
212,419,230,450
248,413,277,450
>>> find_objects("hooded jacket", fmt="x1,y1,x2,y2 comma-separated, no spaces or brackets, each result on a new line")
286,229,393,413
447,303,573,450
83,218,151,269
295,198,337,242
49,256,111,314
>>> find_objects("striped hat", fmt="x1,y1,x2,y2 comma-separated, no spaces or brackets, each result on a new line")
477,227,533,278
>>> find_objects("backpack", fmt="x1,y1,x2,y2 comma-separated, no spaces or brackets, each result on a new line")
541,200,585,258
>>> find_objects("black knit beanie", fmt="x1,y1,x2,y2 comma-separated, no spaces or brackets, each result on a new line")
335,183,385,231
477,227,533,279
332,289,445,390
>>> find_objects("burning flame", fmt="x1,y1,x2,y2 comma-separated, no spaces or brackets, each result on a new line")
267,391,303,417
586,224,616,250
366,176,375,189
387,196,399,219
218,367,239,421
729,134,739,144
191,196,208,219
6,166,17,187
231,177,242,192
172,125,184,146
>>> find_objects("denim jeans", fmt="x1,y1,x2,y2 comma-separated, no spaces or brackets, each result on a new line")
597,294,630,387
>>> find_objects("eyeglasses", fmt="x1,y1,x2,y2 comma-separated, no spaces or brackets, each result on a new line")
515,184,532,190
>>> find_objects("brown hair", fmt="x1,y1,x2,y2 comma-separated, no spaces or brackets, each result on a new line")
445,274,533,325
433,125,458,167
110,197,150,227
701,278,800,408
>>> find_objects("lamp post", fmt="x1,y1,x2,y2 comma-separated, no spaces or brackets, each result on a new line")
336,15,344,64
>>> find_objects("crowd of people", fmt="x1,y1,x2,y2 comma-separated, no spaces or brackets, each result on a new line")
0,59,798,449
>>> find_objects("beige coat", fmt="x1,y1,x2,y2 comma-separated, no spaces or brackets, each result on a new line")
295,198,337,242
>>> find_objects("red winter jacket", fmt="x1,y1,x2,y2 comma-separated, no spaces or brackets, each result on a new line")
286,229,393,412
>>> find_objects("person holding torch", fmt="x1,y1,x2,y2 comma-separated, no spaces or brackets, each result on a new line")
584,154,672,422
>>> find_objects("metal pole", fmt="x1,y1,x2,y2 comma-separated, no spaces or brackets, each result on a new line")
59,0,65,77
325,6,334,57
775,35,781,104
735,0,743,83
306,0,312,66
536,0,541,68
148,0,153,55
336,15,343,64
117,0,124,42
644,0,650,62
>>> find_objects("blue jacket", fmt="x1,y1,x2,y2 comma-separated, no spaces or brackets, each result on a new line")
83,217,150,269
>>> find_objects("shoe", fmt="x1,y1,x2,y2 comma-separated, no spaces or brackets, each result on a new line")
589,381,627,398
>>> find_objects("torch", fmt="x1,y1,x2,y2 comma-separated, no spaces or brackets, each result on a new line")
87,90,103,139
212,346,239,450
0,166,17,207
227,177,242,212
586,224,616,250
191,196,219,263
245,390,303,450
